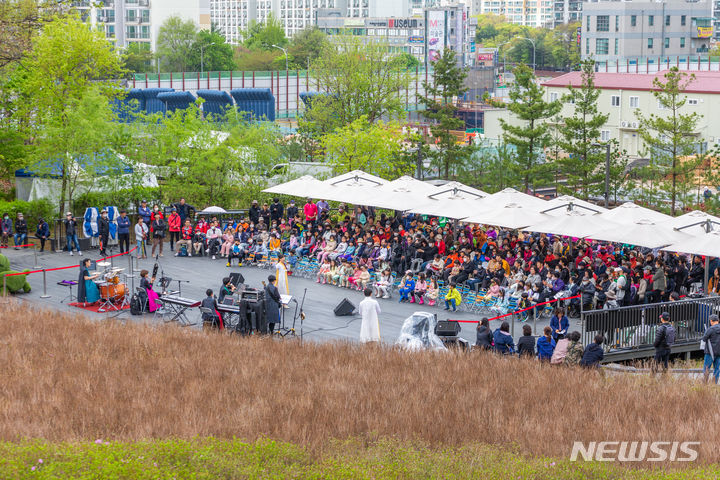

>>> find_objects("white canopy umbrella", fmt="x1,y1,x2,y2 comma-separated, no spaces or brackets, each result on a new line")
263,175,326,198
663,230,720,258
660,210,720,237
464,202,543,229
476,188,548,210
312,170,388,204
524,210,610,238
585,218,692,249
410,183,488,219
540,195,607,216
199,206,228,214
369,175,439,210
598,202,671,224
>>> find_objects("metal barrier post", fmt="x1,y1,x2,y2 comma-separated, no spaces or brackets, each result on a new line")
532,306,537,335
511,313,515,338
40,269,51,299
33,244,40,268
128,251,133,272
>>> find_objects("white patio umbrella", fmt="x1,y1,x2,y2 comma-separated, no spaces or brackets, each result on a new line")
199,206,227,214
540,195,607,216
369,175,439,210
464,202,543,229
474,188,548,212
524,210,611,238
409,182,488,219
664,230,720,258
263,175,326,198
585,218,692,249
598,201,671,224
660,210,720,237
312,169,388,204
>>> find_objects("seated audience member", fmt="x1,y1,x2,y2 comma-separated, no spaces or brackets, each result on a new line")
580,335,605,367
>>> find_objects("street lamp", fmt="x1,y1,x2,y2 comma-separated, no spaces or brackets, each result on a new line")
514,36,536,72
200,41,215,74
591,142,612,208
271,44,289,71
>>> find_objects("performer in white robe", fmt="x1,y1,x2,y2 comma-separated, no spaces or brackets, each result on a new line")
358,288,381,343
275,254,289,295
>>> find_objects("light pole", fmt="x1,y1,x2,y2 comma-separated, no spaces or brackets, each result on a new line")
592,142,612,208
271,44,289,71
514,36,536,72
200,41,215,74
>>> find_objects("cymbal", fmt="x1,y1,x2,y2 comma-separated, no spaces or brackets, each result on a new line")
110,267,125,272
97,261,111,267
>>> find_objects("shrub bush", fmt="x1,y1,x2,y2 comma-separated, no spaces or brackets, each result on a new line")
0,199,55,235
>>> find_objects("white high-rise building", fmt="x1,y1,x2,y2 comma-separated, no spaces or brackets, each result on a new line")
211,0,412,43
478,0,553,27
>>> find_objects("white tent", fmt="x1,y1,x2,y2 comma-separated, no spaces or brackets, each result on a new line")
312,170,388,204
585,218,692,249
475,188,548,211
263,175,327,198
464,202,543,229
598,202,671,224
661,210,720,236
524,210,610,238
663,230,720,258
410,182,488,219
539,195,607,216
369,176,439,210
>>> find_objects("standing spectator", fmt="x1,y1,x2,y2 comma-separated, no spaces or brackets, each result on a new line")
64,212,81,256
138,200,152,225
316,199,329,216
151,211,166,257
172,198,194,224
653,312,675,374
303,198,318,226
260,203,271,227
286,200,298,222
14,212,27,249
649,260,667,303
549,307,569,342
35,217,49,252
1,213,11,248
702,314,720,384
98,209,110,257
580,335,605,367
117,209,131,254
517,324,535,357
135,217,148,259
167,208,181,252
248,200,260,224
537,326,556,361
493,321,515,354
270,198,284,224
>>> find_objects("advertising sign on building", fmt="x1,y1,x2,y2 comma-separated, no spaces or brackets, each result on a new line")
408,36,425,43
389,18,419,28
427,10,445,62
576,26,581,45
697,26,713,38
368,20,388,27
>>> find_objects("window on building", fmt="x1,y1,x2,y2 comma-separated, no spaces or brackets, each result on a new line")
586,15,590,31
141,9,149,23
596,15,609,31
631,15,636,27
681,15,686,26
596,38,609,55
648,37,654,49
680,37,686,48
630,96,639,108
657,99,665,110
550,92,558,102
586,37,590,55
665,15,670,26
664,37,670,48
611,95,620,107
601,130,611,142
688,98,698,105
615,38,619,55
648,15,654,26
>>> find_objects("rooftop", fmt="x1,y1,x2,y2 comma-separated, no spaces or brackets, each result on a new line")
542,70,720,95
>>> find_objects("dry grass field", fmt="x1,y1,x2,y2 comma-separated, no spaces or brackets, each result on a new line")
0,301,719,471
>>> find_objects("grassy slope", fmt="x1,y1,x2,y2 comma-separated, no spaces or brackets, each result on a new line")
0,438,718,479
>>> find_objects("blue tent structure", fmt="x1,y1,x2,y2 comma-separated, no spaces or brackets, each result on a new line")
157,91,196,114
299,91,327,110
196,89,233,118
112,88,145,122
141,87,174,115
230,88,275,121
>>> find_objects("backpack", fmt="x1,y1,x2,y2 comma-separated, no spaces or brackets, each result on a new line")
178,244,188,257
664,324,676,347
130,293,143,315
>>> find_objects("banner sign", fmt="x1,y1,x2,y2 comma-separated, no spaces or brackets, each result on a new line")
427,10,445,62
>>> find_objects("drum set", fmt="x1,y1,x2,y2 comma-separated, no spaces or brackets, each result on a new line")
92,261,130,311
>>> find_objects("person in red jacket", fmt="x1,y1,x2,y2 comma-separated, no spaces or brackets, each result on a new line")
167,207,181,252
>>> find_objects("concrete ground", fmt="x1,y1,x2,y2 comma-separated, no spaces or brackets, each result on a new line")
2,245,560,345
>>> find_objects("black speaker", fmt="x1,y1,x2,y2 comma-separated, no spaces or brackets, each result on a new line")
435,320,461,337
334,298,355,316
229,272,245,287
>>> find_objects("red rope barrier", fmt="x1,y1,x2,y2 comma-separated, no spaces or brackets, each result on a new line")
0,244,35,249
448,294,582,324
1,246,139,277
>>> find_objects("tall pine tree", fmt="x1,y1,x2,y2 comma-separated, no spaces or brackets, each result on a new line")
419,48,469,179
500,64,561,192
558,59,609,200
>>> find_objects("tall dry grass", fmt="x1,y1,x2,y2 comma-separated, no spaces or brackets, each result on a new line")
0,302,719,463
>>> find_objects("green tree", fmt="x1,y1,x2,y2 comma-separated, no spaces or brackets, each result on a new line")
15,15,125,216
122,42,155,73
557,59,609,199
499,64,561,192
636,68,703,215
0,0,62,69
303,36,411,135
156,16,198,72
233,46,279,71
320,116,412,178
287,27,328,69
394,52,420,69
419,48,470,179
191,29,235,71
242,13,287,51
